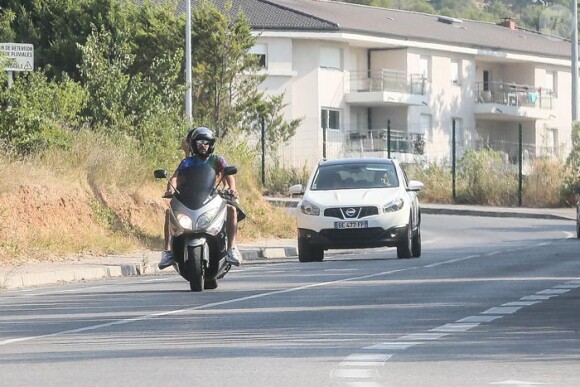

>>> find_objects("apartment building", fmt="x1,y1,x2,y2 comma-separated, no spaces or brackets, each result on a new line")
185,0,574,169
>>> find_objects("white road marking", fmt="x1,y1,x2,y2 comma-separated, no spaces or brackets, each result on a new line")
490,380,547,385
482,306,522,314
398,333,449,340
520,295,555,301
341,354,393,367
424,255,479,268
330,369,378,378
536,288,571,295
457,315,503,323
554,284,580,289
0,267,412,346
363,342,422,350
430,323,480,332
502,301,540,307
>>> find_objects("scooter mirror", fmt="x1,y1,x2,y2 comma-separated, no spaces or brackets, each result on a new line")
154,169,168,179
223,166,237,176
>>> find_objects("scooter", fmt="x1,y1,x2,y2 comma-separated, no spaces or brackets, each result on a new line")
154,164,238,291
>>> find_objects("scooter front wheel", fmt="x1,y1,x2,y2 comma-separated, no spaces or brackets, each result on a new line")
186,244,205,292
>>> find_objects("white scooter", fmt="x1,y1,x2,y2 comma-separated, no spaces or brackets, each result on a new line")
154,165,238,291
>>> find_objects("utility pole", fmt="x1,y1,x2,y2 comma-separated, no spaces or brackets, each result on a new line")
573,0,579,121
185,0,193,123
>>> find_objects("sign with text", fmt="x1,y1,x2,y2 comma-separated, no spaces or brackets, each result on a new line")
0,43,34,72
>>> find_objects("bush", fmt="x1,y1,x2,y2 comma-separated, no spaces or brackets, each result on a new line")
402,162,453,204
456,148,518,206
0,70,87,155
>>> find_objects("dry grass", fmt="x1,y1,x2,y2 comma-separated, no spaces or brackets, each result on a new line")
0,130,295,264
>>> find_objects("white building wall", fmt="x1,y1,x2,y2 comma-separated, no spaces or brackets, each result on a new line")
257,32,575,170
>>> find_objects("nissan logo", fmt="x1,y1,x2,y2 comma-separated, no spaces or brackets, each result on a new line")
345,208,357,218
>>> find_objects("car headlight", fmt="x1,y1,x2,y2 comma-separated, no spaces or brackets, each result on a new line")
383,197,404,213
196,208,218,229
176,213,193,229
300,200,320,216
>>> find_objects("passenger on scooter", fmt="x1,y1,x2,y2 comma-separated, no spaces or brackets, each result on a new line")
158,126,243,269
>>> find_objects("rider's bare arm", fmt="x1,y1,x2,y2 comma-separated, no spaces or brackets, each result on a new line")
224,175,239,199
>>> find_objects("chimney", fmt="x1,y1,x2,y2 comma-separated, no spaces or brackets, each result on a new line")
499,17,516,30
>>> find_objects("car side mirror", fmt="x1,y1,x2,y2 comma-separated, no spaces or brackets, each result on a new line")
407,180,424,192
289,184,304,196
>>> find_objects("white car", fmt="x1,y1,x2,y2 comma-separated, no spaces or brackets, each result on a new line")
289,158,423,262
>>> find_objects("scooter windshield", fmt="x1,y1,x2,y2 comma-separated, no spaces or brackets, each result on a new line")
175,166,217,210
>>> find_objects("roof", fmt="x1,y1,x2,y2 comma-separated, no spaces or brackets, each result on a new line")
174,0,572,60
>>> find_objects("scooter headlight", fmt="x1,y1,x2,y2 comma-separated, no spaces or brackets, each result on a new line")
196,208,218,229
176,213,193,229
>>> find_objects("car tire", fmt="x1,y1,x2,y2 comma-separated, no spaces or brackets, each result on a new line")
411,222,421,258
298,237,324,262
397,219,413,259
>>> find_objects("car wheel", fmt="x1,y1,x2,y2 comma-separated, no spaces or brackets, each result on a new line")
298,237,324,262
397,219,413,259
411,222,421,258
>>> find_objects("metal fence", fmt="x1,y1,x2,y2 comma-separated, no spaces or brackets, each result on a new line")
262,118,571,205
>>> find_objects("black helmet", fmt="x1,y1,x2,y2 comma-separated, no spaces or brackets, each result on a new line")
189,126,216,156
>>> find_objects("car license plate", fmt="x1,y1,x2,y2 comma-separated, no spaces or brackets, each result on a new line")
334,220,368,229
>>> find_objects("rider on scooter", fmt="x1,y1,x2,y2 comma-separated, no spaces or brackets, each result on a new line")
158,126,242,269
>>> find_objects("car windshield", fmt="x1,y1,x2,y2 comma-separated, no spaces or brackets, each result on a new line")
311,162,399,190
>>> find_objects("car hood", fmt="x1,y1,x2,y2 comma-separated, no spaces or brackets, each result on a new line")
304,188,401,207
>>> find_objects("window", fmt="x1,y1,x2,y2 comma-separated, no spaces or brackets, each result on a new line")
320,47,342,70
483,70,490,91
249,44,267,68
321,108,340,131
451,59,460,85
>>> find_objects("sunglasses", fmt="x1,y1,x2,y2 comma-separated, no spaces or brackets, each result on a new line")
195,140,211,146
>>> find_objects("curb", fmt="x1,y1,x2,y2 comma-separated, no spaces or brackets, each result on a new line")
420,207,575,221
0,248,298,290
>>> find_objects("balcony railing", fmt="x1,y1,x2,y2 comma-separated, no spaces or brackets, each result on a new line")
476,81,553,109
349,69,427,95
346,129,425,155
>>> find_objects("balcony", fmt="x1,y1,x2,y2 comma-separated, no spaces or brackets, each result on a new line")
345,129,426,162
346,69,428,106
475,81,554,121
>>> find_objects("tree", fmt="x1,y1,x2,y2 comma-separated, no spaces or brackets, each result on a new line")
189,0,300,147
563,121,580,196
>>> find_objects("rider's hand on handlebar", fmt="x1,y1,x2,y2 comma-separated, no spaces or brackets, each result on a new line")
227,188,239,199
162,189,174,199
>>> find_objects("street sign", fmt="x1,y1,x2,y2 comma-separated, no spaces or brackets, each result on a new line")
0,43,34,72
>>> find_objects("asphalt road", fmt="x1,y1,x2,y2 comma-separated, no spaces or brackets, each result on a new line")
0,214,579,387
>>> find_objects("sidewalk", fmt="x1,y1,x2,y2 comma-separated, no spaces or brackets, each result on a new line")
0,202,575,290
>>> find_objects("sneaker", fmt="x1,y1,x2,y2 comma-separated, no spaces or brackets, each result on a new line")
226,246,242,266
158,250,174,270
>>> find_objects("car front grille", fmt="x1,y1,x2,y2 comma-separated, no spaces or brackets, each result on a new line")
324,206,378,219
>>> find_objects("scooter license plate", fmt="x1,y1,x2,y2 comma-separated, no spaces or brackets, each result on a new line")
334,220,368,229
